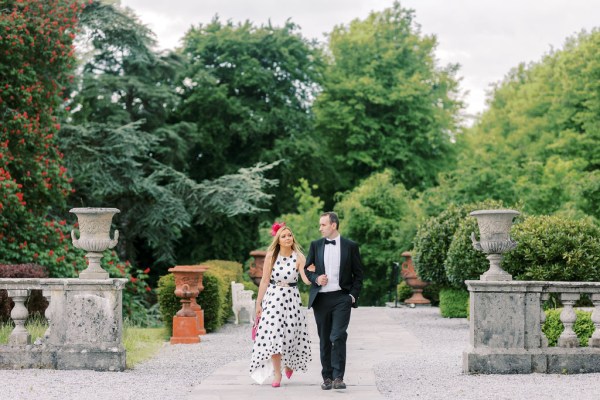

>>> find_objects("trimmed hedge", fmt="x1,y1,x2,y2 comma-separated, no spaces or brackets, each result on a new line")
439,288,469,318
156,260,244,334
542,309,595,347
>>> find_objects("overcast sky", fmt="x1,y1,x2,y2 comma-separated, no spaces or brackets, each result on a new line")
119,0,599,117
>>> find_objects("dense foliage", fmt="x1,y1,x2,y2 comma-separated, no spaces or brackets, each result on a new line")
0,0,82,265
503,215,600,282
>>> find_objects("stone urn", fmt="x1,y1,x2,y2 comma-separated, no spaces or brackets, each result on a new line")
168,265,202,318
469,209,519,281
70,207,120,279
400,251,430,305
248,250,267,286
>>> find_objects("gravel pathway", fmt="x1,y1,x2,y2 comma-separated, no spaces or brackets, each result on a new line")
3,307,600,399
375,307,600,400
0,323,251,400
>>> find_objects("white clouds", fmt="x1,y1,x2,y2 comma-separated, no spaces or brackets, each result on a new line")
119,0,600,116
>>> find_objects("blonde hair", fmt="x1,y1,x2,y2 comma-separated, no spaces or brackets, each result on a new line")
266,226,304,268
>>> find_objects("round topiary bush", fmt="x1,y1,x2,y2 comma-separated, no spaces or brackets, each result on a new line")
444,216,489,289
413,204,466,286
503,215,600,281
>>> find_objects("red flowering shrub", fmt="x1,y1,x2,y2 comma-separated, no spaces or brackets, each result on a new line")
1,0,84,268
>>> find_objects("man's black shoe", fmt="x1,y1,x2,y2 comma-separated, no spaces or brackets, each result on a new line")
321,378,333,390
333,377,346,389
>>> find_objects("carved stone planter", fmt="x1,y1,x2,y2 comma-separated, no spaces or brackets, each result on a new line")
248,250,267,287
70,208,120,279
470,209,519,281
400,251,430,305
168,265,207,344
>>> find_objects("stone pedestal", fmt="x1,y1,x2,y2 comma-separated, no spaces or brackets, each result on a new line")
0,278,127,371
464,280,600,374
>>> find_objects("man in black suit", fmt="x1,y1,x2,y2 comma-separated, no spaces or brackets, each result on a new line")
304,211,364,390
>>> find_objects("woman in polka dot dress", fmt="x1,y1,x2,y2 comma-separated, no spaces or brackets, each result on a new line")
250,224,312,387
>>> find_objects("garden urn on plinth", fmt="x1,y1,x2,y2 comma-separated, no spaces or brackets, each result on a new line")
248,250,267,286
70,207,120,279
400,251,430,305
469,209,519,281
168,265,204,344
188,264,209,336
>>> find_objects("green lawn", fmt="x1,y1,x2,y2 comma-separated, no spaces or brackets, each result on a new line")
0,320,167,368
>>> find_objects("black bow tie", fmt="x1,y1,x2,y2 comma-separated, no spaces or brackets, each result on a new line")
324,239,336,245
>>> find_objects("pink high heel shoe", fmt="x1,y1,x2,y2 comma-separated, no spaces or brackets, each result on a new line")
285,368,293,379
271,381,281,388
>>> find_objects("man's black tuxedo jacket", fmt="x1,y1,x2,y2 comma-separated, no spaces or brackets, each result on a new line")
304,236,364,309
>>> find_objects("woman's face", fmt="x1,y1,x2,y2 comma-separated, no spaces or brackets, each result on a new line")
278,228,294,248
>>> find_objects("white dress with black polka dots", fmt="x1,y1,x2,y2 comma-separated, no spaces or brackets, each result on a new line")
249,251,311,384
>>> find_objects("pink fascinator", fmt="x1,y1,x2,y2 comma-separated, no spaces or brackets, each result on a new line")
270,221,286,236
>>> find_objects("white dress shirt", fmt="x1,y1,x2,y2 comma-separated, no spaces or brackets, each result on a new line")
320,234,341,293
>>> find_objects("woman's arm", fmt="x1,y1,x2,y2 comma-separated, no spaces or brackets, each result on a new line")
297,253,311,285
255,251,273,318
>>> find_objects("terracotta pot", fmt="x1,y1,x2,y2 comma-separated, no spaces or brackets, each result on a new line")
400,251,430,305
248,250,267,286
168,265,202,317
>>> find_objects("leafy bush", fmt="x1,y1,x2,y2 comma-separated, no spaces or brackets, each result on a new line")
503,215,600,282
413,204,467,286
198,273,222,332
156,274,178,336
422,283,442,306
203,260,243,325
334,170,423,305
444,217,490,289
542,309,595,347
439,288,469,318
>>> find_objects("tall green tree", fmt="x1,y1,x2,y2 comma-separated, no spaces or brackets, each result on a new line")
177,18,328,213
424,29,600,220
60,2,280,274
314,1,463,198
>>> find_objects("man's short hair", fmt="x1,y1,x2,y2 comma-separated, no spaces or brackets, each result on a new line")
321,211,340,230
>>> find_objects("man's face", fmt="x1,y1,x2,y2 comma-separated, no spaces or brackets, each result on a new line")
319,216,337,238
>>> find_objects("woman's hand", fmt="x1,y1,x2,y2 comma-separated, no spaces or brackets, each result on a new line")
255,303,262,318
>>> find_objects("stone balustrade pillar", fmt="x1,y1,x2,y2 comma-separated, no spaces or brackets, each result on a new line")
589,293,600,347
7,289,30,345
558,292,580,348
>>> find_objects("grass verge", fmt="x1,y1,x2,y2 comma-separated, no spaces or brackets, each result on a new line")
0,319,167,369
